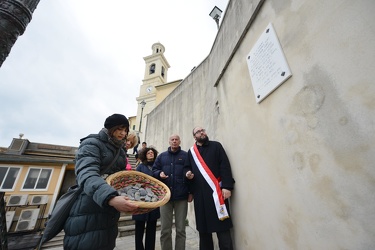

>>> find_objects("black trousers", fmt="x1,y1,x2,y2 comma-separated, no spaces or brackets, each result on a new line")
199,230,233,250
134,220,157,250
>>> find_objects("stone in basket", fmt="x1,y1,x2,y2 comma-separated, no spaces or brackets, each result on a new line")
106,170,171,215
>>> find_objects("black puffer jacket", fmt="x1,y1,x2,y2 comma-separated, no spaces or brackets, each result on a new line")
63,129,126,250
152,147,189,201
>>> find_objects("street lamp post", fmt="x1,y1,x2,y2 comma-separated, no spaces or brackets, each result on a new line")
209,6,223,30
139,100,146,132
0,0,41,67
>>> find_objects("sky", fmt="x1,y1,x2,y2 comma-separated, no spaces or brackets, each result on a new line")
0,0,228,147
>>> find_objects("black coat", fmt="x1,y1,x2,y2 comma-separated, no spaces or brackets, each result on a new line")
64,129,126,250
152,147,189,201
132,162,160,221
184,140,235,233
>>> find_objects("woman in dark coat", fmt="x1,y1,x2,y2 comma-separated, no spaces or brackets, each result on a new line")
132,147,160,250
63,114,138,250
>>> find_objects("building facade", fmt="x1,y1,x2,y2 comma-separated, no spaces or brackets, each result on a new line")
0,137,76,233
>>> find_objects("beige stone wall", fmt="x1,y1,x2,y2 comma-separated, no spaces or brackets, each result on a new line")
145,0,375,249
155,80,181,106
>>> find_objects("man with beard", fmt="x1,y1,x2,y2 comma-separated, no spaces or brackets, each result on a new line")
184,127,235,250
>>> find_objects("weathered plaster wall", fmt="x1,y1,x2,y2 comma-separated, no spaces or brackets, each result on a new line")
145,0,375,249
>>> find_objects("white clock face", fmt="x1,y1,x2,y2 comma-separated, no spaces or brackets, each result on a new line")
146,87,152,93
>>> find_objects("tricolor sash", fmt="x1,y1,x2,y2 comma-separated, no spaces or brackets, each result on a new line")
190,144,229,221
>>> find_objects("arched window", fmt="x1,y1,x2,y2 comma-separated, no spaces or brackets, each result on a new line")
161,66,165,77
149,64,155,74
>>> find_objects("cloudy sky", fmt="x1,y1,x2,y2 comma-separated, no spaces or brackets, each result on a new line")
0,0,227,147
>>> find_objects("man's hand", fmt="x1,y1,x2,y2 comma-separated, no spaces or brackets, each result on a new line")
187,193,194,203
186,170,194,180
222,189,231,200
108,196,138,213
160,171,169,179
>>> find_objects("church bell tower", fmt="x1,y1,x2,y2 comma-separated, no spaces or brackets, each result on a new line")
135,42,170,140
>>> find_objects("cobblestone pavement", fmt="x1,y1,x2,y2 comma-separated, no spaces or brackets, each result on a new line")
115,225,199,250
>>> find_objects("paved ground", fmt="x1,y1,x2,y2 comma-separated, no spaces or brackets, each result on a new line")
115,225,199,250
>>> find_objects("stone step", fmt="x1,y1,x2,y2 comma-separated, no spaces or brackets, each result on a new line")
126,154,138,169
118,220,162,237
40,215,172,249
118,214,135,227
39,232,64,250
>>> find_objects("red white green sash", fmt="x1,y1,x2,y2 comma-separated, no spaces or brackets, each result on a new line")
191,144,229,221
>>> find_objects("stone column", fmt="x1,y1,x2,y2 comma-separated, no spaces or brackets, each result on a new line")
0,0,40,67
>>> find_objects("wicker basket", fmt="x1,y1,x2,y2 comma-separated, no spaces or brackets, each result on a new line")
106,170,171,215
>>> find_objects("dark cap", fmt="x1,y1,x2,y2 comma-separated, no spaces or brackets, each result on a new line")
104,114,129,129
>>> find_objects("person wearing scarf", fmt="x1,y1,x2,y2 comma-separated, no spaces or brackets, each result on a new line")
63,114,138,250
184,127,235,250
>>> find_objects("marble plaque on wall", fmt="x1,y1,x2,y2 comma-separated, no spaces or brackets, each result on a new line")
246,23,292,103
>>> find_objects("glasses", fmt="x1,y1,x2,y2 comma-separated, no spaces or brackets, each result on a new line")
194,129,206,135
